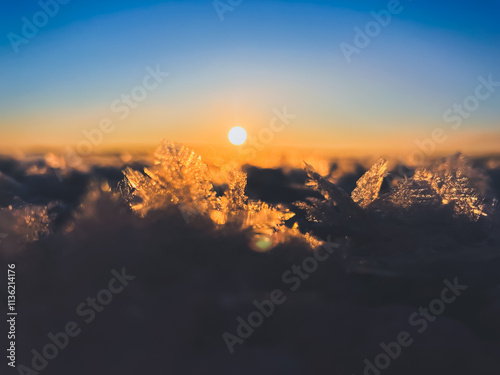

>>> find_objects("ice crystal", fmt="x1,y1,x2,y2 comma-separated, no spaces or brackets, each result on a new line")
304,162,363,217
298,154,494,243
351,158,388,208
413,167,486,221
0,202,50,243
122,142,493,253
244,201,294,235
123,141,217,217
121,141,318,250
300,162,377,237
388,177,442,211
212,170,248,224
382,155,489,221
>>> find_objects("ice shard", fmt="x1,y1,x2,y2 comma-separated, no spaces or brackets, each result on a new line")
303,162,377,237
351,158,388,209
387,155,489,221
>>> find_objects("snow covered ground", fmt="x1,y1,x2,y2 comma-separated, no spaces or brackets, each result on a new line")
1,142,500,374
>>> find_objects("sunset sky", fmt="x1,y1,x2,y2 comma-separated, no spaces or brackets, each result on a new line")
1,0,499,155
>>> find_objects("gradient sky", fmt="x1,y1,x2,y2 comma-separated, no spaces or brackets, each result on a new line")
0,0,499,155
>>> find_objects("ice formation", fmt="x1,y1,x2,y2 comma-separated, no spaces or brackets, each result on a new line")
122,141,217,216
295,162,378,238
304,154,490,222
386,155,489,221
388,177,442,211
292,153,494,245
0,202,50,243
121,141,317,250
351,158,388,209
413,168,486,221
0,142,496,255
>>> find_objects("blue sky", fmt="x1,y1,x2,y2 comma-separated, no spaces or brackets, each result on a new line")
0,0,499,153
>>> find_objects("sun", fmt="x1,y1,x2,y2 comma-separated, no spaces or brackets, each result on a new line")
228,126,247,145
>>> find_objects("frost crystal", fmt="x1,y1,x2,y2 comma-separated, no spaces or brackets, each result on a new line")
351,158,388,208
0,202,50,243
413,167,486,221
388,177,441,211
123,141,217,217
304,162,363,216
301,162,377,237
387,155,488,221
299,154,493,243
121,142,493,252
121,141,317,250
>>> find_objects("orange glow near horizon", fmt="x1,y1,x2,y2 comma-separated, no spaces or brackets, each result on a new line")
1,109,499,159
